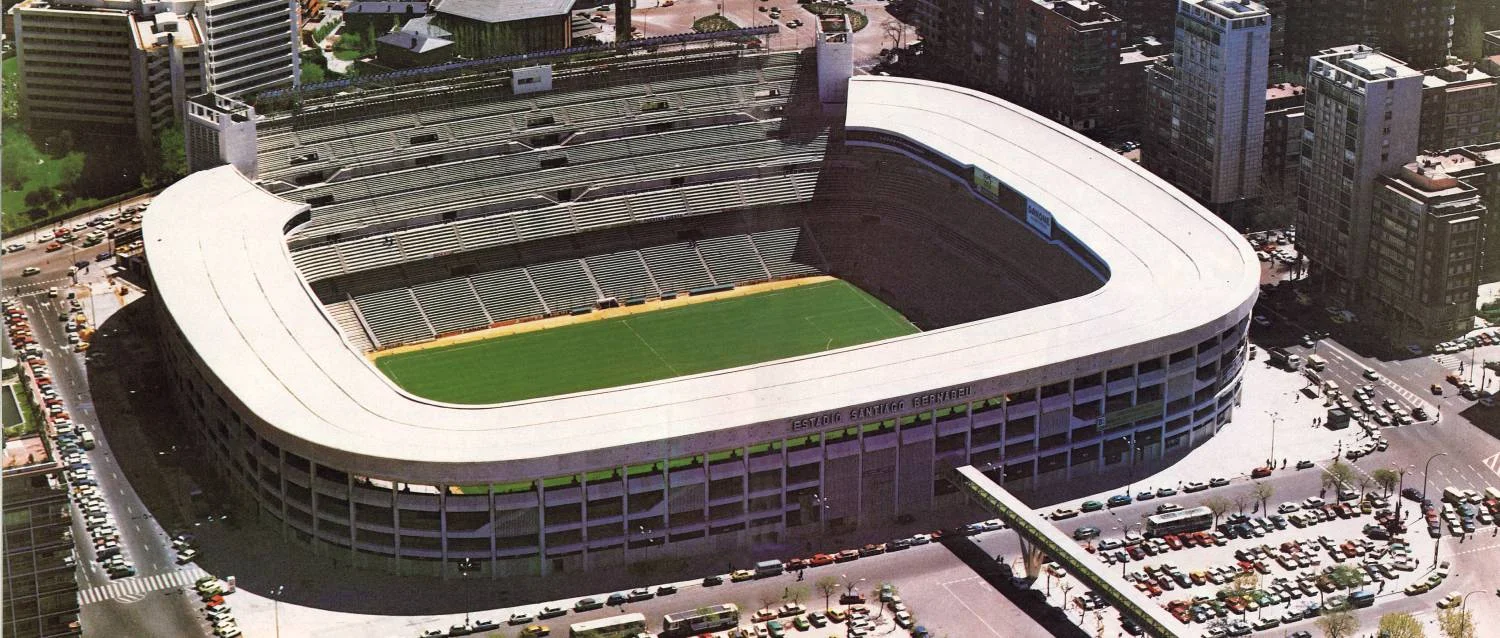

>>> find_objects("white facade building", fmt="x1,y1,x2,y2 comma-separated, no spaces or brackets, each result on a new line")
1296,45,1423,300
200,0,301,96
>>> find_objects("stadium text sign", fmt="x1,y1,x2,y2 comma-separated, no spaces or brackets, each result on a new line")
788,386,974,431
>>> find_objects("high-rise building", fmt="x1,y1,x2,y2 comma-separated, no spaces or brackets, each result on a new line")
9,0,296,156
926,0,1125,131
1140,0,1270,221
11,0,206,155
1283,0,1455,73
1420,60,1500,151
1296,45,1424,301
1365,163,1486,341
199,0,300,96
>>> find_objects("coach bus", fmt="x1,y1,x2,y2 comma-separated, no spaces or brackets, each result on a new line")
569,613,648,638
1145,506,1214,537
661,603,740,637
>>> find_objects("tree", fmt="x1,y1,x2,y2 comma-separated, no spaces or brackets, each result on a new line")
1253,482,1275,513
1316,608,1359,638
1378,612,1426,638
785,584,808,605
1438,607,1477,638
1322,461,1354,493
1326,565,1363,593
1203,495,1233,526
815,575,839,610
1058,580,1074,617
1357,475,1375,497
1233,490,1254,515
759,590,782,613
155,123,188,182
1373,468,1400,496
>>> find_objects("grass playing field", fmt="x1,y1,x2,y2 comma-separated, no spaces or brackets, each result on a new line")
375,279,918,404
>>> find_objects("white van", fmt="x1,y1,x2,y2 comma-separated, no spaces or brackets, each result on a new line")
1323,380,1339,395
1306,355,1327,371
1285,354,1303,370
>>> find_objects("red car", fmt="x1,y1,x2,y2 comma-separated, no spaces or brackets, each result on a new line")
809,553,834,567
1251,466,1274,478
45,242,63,252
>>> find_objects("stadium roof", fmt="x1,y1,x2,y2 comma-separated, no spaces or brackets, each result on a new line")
433,0,572,22
146,77,1257,482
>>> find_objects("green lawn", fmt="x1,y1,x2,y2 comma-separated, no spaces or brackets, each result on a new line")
375,279,917,404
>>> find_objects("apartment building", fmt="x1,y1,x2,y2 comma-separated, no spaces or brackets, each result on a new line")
1419,61,1499,151
1283,0,1455,72
1262,83,1304,200
926,0,1125,131
1414,143,1500,279
1365,163,1486,341
1141,0,1270,223
1295,45,1424,302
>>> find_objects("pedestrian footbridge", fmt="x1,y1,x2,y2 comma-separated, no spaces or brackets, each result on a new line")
951,465,1186,638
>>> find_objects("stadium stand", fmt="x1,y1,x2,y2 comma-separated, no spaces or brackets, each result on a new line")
411,278,491,334
469,267,549,324
353,288,435,346
584,251,661,301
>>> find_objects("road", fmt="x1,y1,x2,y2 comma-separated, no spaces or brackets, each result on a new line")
6,196,209,638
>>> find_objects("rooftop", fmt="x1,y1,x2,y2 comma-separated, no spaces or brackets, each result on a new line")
1314,45,1421,82
433,0,572,22
1195,0,1269,19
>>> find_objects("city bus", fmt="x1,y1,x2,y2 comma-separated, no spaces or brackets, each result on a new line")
1144,506,1214,537
569,613,648,638
661,603,740,637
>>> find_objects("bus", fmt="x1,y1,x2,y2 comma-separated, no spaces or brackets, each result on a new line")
569,613,648,638
661,603,740,637
1144,506,1214,537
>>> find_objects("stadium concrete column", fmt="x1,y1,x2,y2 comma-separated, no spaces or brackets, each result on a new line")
815,14,853,110
488,486,499,580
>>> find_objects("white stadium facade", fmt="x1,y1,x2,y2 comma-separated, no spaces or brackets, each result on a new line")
151,36,1258,577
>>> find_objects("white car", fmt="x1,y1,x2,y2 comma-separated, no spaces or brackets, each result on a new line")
37,231,54,242
1362,368,1380,380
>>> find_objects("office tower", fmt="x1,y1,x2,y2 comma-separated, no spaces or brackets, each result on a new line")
1141,0,1270,221
199,0,300,96
11,0,206,155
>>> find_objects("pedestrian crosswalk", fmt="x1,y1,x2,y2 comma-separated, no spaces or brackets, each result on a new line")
78,567,208,605
1433,354,1463,370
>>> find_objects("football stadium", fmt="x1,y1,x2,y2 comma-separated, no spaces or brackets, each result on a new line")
147,29,1259,577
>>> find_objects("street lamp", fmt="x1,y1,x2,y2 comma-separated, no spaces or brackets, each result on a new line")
1266,411,1281,468
1421,452,1449,504
269,585,285,638
811,493,830,535
637,524,655,561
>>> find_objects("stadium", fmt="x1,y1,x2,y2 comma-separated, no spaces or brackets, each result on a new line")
147,32,1259,577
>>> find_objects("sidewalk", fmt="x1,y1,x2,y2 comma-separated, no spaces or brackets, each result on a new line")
1055,357,1403,511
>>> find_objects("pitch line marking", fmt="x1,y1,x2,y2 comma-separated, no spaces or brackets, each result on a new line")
621,319,679,376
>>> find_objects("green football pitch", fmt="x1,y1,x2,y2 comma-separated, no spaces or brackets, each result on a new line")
374,279,918,404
